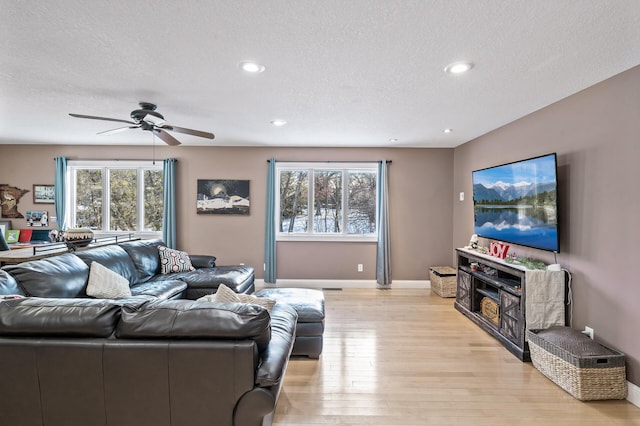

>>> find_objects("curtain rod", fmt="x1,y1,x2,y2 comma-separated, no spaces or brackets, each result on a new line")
54,158,177,162
266,160,391,164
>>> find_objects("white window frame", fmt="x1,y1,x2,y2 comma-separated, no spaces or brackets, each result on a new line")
275,162,378,242
67,160,163,238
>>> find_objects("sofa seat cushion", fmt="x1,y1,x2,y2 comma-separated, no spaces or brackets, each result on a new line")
198,284,276,312
3,253,89,298
0,298,122,337
130,280,187,300
171,265,255,298
117,299,271,352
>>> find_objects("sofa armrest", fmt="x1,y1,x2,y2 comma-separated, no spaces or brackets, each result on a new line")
256,304,297,387
0,270,25,297
189,255,216,268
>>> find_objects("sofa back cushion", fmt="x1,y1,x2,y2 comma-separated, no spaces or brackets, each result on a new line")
117,299,271,352
3,253,89,298
0,270,26,296
119,239,164,283
76,244,139,285
0,298,122,337
129,279,187,300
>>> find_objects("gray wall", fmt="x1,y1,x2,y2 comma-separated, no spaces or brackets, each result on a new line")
453,65,640,385
0,146,453,281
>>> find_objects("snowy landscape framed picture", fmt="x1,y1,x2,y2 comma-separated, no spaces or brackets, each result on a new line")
33,184,55,204
196,179,250,215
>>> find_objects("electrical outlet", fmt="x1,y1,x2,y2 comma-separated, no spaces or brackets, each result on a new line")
459,192,465,201
582,326,594,340
357,264,363,272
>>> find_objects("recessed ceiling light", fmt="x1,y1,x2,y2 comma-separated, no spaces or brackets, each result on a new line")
443,128,453,133
444,61,474,74
388,138,398,143
270,120,287,126
238,60,265,73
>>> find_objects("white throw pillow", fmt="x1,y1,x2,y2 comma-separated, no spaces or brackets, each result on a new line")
86,261,132,299
208,283,241,303
237,293,276,313
198,284,276,312
158,246,196,274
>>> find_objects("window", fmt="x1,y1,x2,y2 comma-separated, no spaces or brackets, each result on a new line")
276,162,378,241
68,161,163,236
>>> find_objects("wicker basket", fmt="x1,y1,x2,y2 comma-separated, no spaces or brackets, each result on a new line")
527,327,627,401
429,266,457,298
480,297,499,325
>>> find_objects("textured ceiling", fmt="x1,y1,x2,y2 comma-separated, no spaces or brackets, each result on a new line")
1,0,639,148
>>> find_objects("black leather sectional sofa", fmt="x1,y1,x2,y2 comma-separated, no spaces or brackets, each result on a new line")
2,238,256,300
0,239,296,426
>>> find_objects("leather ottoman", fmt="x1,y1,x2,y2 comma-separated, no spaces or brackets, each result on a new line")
254,287,325,359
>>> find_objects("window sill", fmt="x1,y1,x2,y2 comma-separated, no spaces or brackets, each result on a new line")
276,234,377,243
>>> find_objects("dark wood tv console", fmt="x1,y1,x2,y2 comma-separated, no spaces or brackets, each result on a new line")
454,248,566,361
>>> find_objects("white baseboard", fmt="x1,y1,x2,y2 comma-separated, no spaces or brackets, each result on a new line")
255,279,430,289
628,380,640,408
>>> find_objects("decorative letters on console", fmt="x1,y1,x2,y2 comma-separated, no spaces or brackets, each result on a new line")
489,241,509,259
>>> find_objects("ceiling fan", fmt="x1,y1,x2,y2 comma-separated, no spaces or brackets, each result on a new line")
69,102,215,146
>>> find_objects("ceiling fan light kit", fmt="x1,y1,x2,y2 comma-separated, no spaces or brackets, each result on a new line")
69,102,215,145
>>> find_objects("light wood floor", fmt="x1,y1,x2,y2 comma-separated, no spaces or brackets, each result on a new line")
273,288,640,425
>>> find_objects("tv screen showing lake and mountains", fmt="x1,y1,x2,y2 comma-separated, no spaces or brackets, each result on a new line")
472,154,559,252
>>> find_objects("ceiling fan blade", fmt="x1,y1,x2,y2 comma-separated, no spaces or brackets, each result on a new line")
162,125,215,139
97,125,139,135
69,113,136,125
153,129,181,146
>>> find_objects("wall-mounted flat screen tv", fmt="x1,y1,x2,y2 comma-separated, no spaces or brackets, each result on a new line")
472,153,559,252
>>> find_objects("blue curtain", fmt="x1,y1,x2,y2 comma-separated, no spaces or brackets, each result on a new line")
54,157,67,231
376,160,391,286
162,158,177,248
264,158,277,283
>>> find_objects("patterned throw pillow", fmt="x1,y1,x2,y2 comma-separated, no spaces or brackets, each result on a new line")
86,261,132,299
158,246,196,274
198,284,276,312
